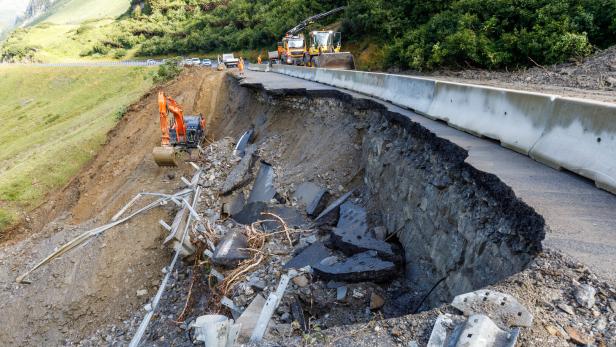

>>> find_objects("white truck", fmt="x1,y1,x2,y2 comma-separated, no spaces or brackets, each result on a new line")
222,53,239,68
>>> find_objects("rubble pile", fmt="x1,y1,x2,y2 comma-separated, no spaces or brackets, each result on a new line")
77,132,614,346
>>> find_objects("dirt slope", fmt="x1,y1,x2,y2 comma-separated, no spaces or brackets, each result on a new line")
0,68,226,346
423,46,616,103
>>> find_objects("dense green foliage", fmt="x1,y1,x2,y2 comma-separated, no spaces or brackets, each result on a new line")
4,0,616,70
343,0,616,70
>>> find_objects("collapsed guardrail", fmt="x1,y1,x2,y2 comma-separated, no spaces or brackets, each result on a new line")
250,64,616,195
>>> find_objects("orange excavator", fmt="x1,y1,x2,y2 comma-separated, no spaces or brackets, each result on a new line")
153,91,206,167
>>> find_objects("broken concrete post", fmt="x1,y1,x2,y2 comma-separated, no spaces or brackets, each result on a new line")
427,313,519,347
451,289,533,328
191,314,240,347
249,273,291,343
236,294,266,339
212,230,250,268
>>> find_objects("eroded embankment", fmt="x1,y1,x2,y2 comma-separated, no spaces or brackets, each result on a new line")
0,68,546,346
211,74,545,306
0,68,226,346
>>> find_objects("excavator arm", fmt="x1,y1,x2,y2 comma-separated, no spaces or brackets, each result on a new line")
165,95,187,143
158,91,187,144
286,6,345,36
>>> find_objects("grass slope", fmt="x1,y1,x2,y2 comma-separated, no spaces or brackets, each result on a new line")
0,65,154,232
1,0,131,62
35,0,130,25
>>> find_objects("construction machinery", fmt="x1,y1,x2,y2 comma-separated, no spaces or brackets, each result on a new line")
303,30,355,69
153,91,205,167
276,6,354,70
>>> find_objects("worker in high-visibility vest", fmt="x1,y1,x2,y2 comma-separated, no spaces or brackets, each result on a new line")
238,57,245,77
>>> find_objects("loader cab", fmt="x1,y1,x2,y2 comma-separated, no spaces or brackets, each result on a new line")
309,30,342,53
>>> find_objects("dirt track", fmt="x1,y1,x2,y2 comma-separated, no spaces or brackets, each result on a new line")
0,68,226,346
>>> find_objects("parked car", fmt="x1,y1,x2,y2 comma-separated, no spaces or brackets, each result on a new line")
146,59,157,65
201,59,212,67
183,58,201,66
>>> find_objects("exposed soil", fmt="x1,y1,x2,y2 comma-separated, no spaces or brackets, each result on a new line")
418,46,616,103
0,68,226,346
0,66,614,347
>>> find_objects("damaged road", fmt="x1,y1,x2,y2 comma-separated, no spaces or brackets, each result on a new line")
0,68,614,347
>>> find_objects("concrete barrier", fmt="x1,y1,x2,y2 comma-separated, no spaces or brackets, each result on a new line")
248,64,269,72
268,65,616,194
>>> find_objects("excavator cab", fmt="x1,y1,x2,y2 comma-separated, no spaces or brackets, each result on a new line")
153,91,206,167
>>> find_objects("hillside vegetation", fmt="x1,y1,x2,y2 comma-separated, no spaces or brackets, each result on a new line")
0,66,153,233
2,0,616,71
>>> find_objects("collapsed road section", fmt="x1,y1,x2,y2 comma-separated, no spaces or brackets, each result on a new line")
1,69,614,346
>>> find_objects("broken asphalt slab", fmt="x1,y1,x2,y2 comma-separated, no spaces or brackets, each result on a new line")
212,230,250,267
293,182,328,217
232,202,308,232
312,250,397,283
247,161,277,204
283,241,331,269
221,144,256,195
330,201,399,261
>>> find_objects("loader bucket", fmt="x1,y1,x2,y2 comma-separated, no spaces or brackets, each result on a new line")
315,52,355,70
153,146,177,167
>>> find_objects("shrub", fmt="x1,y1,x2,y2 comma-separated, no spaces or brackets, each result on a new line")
154,57,183,83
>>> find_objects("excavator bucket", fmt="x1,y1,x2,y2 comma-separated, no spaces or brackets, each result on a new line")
315,52,355,70
153,146,177,167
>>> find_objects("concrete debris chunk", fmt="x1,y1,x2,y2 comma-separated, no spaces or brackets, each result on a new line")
564,326,591,345
247,161,277,204
233,129,254,157
331,201,397,260
290,296,308,332
315,190,353,224
221,144,256,195
222,191,245,216
574,284,596,308
451,289,533,328
236,294,266,339
212,230,250,268
293,182,328,217
370,292,385,310
427,314,519,347
336,286,347,301
312,250,397,283
283,241,331,269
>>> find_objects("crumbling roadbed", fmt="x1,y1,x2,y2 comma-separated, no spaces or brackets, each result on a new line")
0,69,613,347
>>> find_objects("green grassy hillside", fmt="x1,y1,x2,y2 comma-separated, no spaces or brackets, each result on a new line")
0,65,154,233
0,0,132,62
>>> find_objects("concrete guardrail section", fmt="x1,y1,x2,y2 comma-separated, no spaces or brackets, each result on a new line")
247,64,616,194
